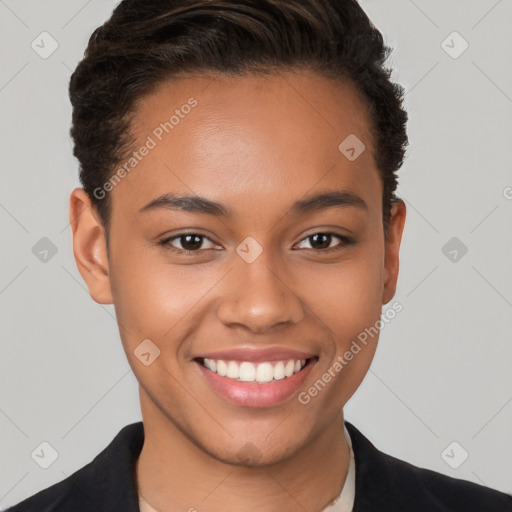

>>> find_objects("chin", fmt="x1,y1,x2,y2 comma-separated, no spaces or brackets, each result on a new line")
201,435,304,468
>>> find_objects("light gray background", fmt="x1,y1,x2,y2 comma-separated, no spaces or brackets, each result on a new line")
1,0,511,508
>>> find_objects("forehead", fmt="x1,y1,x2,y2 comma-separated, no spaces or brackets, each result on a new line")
112,70,380,220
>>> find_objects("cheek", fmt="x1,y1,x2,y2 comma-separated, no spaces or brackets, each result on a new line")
299,245,384,398
303,245,384,342
109,245,220,343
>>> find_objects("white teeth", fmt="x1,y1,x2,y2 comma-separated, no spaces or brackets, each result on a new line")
202,357,308,383
217,359,227,376
226,361,239,378
284,360,295,377
256,362,274,383
239,362,256,382
273,361,285,380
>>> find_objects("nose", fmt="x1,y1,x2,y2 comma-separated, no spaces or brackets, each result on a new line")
216,252,305,333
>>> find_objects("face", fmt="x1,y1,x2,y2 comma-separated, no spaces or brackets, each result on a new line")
71,69,405,466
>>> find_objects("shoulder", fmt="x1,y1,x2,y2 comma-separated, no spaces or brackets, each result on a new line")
5,422,144,512
345,422,512,512
4,476,80,512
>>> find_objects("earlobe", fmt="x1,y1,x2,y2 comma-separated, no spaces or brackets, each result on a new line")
382,199,406,305
69,188,113,304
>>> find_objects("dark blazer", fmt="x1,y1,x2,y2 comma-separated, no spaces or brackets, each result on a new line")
6,421,512,511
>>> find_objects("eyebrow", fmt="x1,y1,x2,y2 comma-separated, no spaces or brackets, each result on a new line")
292,190,368,214
139,190,368,216
139,193,231,216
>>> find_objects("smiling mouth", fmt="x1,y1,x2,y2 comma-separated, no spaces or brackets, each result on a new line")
195,357,317,384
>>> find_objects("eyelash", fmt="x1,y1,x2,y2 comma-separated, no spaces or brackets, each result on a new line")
158,232,355,255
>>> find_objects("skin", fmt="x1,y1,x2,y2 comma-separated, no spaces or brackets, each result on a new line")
70,70,406,511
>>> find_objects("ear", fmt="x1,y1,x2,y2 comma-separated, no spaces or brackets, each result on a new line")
382,199,406,305
69,188,113,304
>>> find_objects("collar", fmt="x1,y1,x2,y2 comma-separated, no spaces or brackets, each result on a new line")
21,420,509,512
320,423,356,511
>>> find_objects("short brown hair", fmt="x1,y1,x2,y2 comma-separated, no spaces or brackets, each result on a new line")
69,0,408,236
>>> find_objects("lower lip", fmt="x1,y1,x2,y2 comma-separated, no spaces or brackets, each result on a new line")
196,360,316,408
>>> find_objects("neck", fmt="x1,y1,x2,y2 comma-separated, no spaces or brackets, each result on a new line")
135,390,350,512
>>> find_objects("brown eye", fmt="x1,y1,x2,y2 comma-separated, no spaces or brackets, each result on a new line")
309,233,333,250
176,234,203,251
160,233,218,253
295,232,354,252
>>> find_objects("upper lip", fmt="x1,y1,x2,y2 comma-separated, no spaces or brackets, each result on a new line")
194,347,316,363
